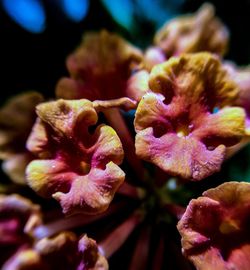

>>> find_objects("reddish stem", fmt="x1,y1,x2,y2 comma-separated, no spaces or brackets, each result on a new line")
104,108,145,182
118,181,146,199
98,210,144,258
163,204,186,220
226,136,250,159
152,234,165,270
129,225,151,270
33,202,126,239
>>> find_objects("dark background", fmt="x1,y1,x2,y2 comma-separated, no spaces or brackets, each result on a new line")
1,0,250,103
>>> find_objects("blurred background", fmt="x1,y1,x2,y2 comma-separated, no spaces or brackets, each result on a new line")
1,0,250,100
1,0,250,182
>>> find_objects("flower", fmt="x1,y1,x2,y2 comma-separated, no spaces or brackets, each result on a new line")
154,3,229,58
26,99,125,215
3,232,108,270
0,194,41,265
0,92,43,184
224,62,250,135
177,181,250,270
56,30,149,105
1,3,250,270
134,53,245,180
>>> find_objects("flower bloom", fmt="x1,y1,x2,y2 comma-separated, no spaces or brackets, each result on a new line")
177,182,250,270
154,3,229,58
0,92,43,183
3,232,108,270
0,194,41,265
1,3,250,270
26,99,125,215
224,62,250,135
134,53,245,180
56,30,149,105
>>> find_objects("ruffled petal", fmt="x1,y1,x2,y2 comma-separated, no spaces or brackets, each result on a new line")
193,107,245,147
135,128,225,180
149,53,238,107
154,3,229,57
53,162,125,215
0,92,43,158
56,30,145,103
27,99,125,215
177,182,250,270
134,53,245,181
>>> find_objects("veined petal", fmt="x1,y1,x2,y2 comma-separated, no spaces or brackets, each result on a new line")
135,128,225,180
193,107,245,147
149,53,239,107
91,125,124,168
26,159,74,198
53,162,125,215
27,99,125,215
134,53,245,181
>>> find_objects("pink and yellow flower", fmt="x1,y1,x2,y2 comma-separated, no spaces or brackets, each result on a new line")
177,182,250,270
26,99,125,215
135,53,245,180
56,30,149,105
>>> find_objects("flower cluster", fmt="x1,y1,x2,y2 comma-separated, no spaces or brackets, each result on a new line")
1,3,250,269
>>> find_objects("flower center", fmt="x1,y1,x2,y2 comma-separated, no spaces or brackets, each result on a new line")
219,219,240,234
176,125,190,137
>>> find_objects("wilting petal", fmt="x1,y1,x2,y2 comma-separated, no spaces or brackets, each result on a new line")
177,182,250,270
154,3,229,57
27,99,125,215
56,30,145,103
134,53,245,181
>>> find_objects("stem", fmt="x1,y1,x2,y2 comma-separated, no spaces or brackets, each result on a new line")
118,181,146,199
152,234,165,270
33,202,126,239
163,204,186,220
98,209,144,258
103,108,145,182
129,225,151,270
226,137,250,159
